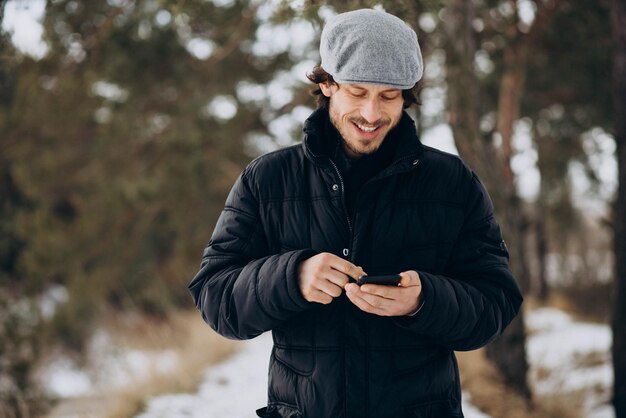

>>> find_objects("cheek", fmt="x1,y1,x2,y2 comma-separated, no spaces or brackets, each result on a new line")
385,102,404,122
331,93,362,116
337,100,358,117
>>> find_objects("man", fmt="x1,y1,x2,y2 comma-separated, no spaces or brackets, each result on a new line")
189,8,522,418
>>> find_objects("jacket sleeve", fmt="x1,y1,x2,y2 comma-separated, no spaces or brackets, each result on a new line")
395,172,523,351
188,169,315,340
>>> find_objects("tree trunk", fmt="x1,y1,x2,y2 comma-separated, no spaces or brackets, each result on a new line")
535,207,550,301
0,1,6,27
611,0,626,416
442,0,531,399
441,1,501,195
483,20,534,398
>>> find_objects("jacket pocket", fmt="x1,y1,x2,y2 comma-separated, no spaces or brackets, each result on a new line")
272,346,315,376
405,399,461,418
256,402,302,418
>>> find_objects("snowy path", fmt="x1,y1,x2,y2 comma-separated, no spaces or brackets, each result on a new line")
135,332,489,418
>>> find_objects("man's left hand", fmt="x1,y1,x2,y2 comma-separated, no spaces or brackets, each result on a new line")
345,270,422,316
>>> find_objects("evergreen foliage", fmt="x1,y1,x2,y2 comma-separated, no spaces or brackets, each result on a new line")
0,0,307,412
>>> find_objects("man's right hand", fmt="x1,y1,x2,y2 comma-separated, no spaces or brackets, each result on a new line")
298,252,366,304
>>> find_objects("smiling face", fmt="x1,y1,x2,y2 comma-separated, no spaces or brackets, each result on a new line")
319,83,404,159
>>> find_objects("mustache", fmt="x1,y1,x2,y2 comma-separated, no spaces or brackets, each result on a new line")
348,117,390,129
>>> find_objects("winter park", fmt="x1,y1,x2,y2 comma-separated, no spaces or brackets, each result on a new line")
1,1,625,418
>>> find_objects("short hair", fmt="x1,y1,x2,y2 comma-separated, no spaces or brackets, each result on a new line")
306,66,422,109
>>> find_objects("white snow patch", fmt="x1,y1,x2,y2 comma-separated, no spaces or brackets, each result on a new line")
2,0,49,58
462,392,491,418
135,334,271,418
38,285,69,320
526,308,614,418
37,329,181,400
38,357,93,398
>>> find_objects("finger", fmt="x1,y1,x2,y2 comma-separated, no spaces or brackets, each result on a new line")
316,279,344,298
328,255,366,279
336,263,366,280
355,266,367,279
349,266,367,283
324,268,352,288
344,282,360,294
347,284,390,310
399,270,420,287
360,284,398,299
310,290,334,305
358,291,392,311
345,284,381,314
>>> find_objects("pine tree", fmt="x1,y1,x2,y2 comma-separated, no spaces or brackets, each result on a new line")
0,0,304,413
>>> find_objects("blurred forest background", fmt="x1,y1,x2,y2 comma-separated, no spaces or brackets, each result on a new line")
0,0,625,417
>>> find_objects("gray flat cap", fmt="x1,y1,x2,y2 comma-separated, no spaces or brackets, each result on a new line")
320,9,423,89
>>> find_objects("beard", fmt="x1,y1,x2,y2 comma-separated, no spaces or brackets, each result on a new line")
328,102,399,159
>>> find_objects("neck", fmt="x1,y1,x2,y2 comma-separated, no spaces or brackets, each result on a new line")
341,142,371,160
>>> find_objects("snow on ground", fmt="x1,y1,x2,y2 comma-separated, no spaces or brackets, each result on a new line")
135,333,271,418
37,329,180,399
526,308,613,418
40,307,614,418
134,333,491,418
135,308,616,418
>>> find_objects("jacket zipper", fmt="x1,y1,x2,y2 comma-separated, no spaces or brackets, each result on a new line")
328,158,353,236
364,156,419,418
327,153,420,418
327,155,421,260
326,157,352,418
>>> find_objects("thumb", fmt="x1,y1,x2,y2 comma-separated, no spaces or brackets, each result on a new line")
399,270,420,287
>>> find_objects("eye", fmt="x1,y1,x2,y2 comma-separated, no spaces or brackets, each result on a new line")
381,94,400,101
350,91,366,98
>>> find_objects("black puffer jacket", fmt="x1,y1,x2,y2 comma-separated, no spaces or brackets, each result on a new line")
189,108,522,418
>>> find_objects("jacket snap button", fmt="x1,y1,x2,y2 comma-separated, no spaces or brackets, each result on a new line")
332,184,339,191
342,248,349,257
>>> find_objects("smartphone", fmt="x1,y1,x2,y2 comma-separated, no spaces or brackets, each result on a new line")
357,274,401,286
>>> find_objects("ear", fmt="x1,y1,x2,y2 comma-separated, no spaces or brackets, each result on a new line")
319,82,333,97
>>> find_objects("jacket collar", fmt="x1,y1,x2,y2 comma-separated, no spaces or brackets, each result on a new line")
302,107,424,171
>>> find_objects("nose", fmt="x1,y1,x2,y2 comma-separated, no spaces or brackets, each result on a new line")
361,98,382,123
